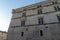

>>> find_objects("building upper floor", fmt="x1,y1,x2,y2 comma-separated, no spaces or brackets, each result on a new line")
10,11,60,27
12,1,60,19
10,0,60,27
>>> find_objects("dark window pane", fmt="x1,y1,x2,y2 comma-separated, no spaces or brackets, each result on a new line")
40,30,43,36
38,9,42,14
55,2,58,4
22,13,26,17
52,2,57,4
57,16,60,22
37,5,41,8
38,18,43,24
21,20,25,26
52,2,54,4
54,2,58,4
54,6,57,11
21,32,24,37
57,6,60,11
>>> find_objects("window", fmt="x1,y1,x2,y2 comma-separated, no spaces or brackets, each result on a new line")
57,6,60,11
26,28,28,31
40,30,43,36
22,13,26,17
37,5,41,8
55,2,58,4
21,32,24,37
54,6,60,11
38,9,42,14
54,6,57,11
38,18,43,24
52,2,58,4
57,16,60,22
21,20,25,26
45,26,48,28
52,2,54,4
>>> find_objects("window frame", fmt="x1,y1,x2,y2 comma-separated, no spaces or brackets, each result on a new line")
57,16,60,22
22,12,26,17
54,6,60,11
38,9,42,14
38,18,43,25
21,20,25,26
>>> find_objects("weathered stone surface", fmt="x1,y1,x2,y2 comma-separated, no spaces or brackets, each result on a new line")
7,0,60,40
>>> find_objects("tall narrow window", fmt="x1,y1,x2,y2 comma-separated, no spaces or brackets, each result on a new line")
54,6,57,11
54,6,60,11
38,9,42,14
22,13,26,17
38,18,43,24
40,30,43,36
21,20,25,26
21,32,24,37
57,16,60,22
52,2,54,4
57,6,60,11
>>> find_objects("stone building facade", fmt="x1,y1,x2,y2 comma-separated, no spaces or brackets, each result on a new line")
0,31,7,40
7,0,60,40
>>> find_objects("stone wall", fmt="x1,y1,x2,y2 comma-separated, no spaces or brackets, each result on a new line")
7,0,60,40
7,23,60,40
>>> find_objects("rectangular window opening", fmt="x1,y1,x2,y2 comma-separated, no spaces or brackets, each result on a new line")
40,30,43,36
21,32,24,37
54,6,57,11
57,16,60,22
54,6,60,11
22,13,26,17
38,9,42,14
21,20,25,26
38,18,43,24
37,5,41,8
57,6,60,11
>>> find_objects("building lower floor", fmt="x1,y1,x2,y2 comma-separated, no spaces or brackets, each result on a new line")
7,23,60,40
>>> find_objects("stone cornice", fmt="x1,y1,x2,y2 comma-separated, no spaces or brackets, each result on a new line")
12,1,53,14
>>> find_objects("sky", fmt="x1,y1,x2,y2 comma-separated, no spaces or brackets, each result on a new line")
0,0,45,32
